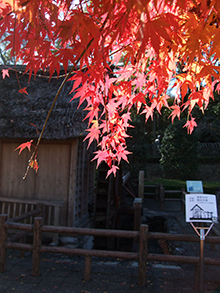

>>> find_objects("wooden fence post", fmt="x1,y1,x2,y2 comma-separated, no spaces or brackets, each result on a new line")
19,236,26,258
138,224,148,287
134,198,142,232
138,170,144,200
155,183,160,201
133,198,142,251
32,217,42,277
0,214,7,273
181,188,185,213
159,184,165,211
36,203,43,218
84,255,92,281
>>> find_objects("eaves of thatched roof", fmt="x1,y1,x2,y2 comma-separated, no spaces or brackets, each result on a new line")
0,66,88,140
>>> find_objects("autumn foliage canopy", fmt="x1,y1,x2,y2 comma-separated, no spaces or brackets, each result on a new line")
1,0,220,176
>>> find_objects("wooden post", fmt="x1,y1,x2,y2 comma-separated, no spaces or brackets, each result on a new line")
134,198,142,232
199,229,205,293
181,188,185,213
52,205,60,245
138,224,148,287
36,203,43,218
133,198,142,252
19,236,26,258
32,217,42,277
159,184,165,211
68,140,78,227
84,255,92,281
155,183,160,201
138,170,144,200
0,214,7,273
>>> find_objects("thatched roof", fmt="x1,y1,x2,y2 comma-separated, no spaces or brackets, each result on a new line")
0,66,88,140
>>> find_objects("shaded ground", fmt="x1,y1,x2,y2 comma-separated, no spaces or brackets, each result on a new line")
0,199,220,293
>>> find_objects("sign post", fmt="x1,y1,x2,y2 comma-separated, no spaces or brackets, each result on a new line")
199,228,205,293
185,193,218,293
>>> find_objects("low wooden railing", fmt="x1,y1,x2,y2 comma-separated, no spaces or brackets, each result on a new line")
1,214,220,288
0,216,147,285
144,183,160,199
159,184,185,211
0,197,64,226
0,205,42,258
0,197,64,244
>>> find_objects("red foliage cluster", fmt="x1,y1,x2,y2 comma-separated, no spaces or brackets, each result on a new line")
1,0,220,175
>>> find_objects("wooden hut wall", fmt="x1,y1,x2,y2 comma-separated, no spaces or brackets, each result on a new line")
0,138,95,227
73,138,95,227
0,67,96,228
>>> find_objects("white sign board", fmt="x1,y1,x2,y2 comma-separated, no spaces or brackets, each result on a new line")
186,181,203,193
185,194,218,223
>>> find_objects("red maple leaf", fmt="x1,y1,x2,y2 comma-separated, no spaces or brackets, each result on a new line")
2,69,9,79
116,145,131,164
169,105,181,123
183,117,197,134
2,0,220,177
18,87,28,95
141,105,155,122
83,120,100,148
92,150,109,168
15,140,33,154
29,159,39,173
107,164,119,177
132,92,146,113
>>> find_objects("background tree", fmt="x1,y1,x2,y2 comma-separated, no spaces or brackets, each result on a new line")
160,119,199,180
194,92,220,143
1,0,220,176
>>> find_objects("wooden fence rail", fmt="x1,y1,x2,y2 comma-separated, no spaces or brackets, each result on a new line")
1,214,220,287
159,184,185,211
144,184,160,199
8,205,42,223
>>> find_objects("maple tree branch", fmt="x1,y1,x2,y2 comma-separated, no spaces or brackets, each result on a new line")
23,45,92,179
11,8,28,100
109,44,131,58
23,11,111,179
0,9,14,22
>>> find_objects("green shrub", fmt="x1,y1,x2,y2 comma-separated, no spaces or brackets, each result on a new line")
159,119,198,180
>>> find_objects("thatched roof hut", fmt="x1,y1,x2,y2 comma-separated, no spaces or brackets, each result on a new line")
0,66,96,228
0,66,87,139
